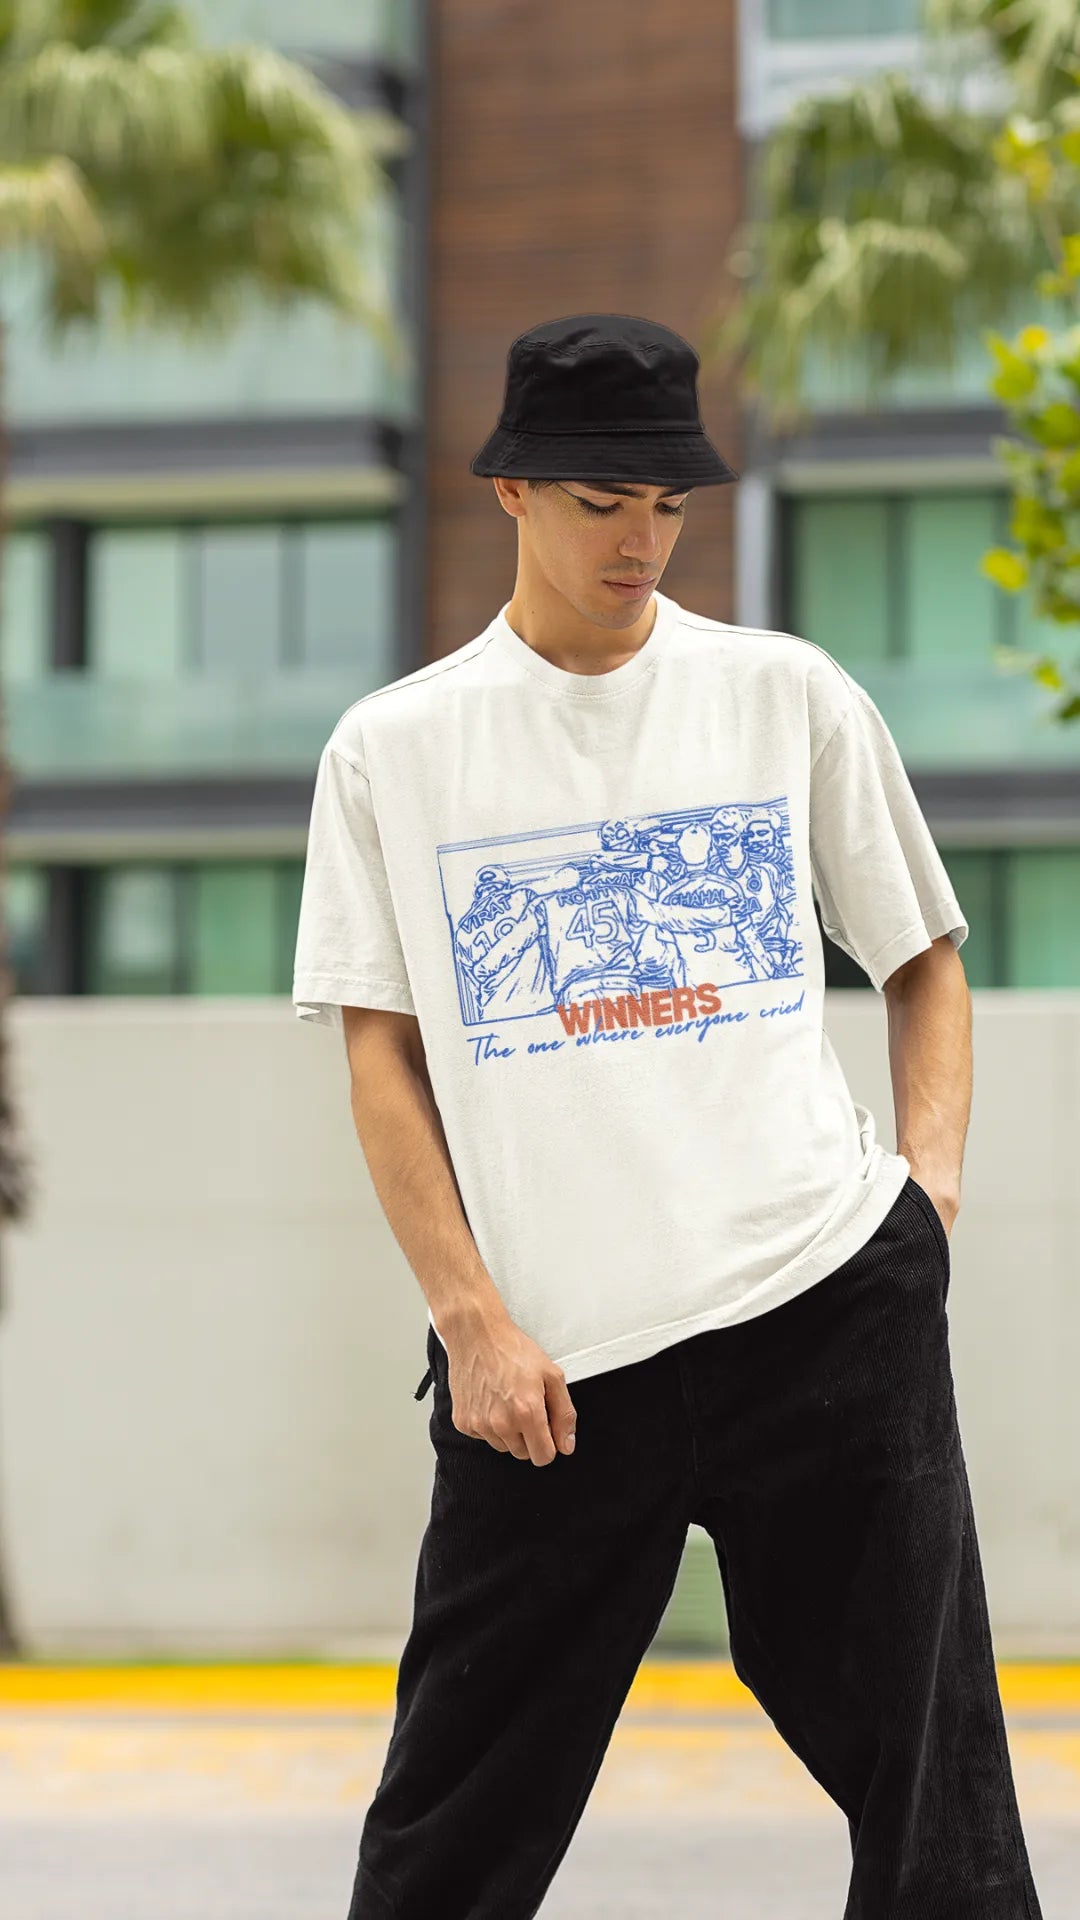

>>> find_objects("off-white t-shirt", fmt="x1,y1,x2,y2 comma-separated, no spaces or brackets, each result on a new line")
292,590,968,1384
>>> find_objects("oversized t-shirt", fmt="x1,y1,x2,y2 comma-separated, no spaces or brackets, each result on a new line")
292,589,968,1385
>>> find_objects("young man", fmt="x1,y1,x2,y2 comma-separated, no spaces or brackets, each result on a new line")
293,315,1043,1920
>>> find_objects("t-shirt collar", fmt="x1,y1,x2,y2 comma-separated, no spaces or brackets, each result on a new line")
488,589,678,698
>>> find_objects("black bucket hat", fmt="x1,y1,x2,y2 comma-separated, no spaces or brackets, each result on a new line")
469,312,739,492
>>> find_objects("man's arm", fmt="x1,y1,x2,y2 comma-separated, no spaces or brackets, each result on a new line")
340,1006,578,1466
882,934,972,1236
341,1004,508,1336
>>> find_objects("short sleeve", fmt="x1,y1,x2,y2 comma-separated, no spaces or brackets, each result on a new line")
292,740,417,1030
809,682,968,992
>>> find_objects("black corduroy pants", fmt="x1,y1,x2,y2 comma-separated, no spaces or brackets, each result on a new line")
347,1176,1042,1920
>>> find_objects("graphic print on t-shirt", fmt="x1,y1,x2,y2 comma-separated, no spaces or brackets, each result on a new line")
439,800,803,1028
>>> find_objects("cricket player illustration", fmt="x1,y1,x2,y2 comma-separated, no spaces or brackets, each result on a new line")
738,807,800,971
706,806,750,878
454,864,554,1019
533,860,644,1005
587,817,683,991
441,797,802,1027
630,822,779,984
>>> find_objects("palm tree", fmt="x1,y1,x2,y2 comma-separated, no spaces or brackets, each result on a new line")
0,0,412,1654
702,0,1080,714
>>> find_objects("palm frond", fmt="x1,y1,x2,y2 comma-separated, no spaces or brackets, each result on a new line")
1,0,193,59
923,0,1080,111
705,69,1063,427
0,16,410,370
0,41,221,171
0,154,103,288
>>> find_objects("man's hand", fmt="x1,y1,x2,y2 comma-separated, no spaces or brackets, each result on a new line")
443,1316,577,1467
909,1165,960,1239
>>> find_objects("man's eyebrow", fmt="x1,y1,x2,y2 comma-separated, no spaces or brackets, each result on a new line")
577,482,693,498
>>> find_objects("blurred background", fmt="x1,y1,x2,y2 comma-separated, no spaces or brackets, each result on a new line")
0,0,1068,1912
0,4,1077,1907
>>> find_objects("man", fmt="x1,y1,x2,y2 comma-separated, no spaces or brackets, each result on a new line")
293,315,1043,1919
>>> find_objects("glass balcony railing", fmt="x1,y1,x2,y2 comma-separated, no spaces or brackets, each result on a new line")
4,191,415,428
5,671,391,780
188,0,422,65
853,658,1080,770
766,0,920,37
4,659,1079,783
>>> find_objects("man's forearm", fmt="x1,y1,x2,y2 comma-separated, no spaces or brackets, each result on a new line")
349,1045,510,1336
884,936,972,1231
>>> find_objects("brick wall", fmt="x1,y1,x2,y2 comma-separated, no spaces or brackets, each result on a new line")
426,0,744,658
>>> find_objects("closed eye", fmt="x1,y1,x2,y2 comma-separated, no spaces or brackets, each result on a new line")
578,499,686,517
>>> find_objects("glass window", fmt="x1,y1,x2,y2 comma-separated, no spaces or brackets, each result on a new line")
196,526,283,674
907,493,1005,662
936,849,998,989
1007,850,1080,988
298,519,396,673
87,528,189,677
789,496,891,663
82,861,308,996
3,864,50,994
86,867,182,994
767,0,920,37
192,862,280,994
275,860,307,993
86,516,398,680
786,489,1055,666
1,529,50,681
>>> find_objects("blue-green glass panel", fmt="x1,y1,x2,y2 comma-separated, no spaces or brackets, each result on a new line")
1007,849,1080,987
3,864,50,994
189,0,420,62
87,867,180,994
1014,588,1078,662
936,850,996,987
275,861,306,993
197,526,283,672
789,497,890,663
907,492,1002,660
0,530,50,681
193,863,278,993
842,659,1080,770
4,188,414,427
767,0,919,37
299,520,396,670
799,289,1062,412
5,665,398,777
87,528,188,677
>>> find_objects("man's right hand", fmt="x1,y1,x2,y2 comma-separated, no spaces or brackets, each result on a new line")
442,1317,577,1467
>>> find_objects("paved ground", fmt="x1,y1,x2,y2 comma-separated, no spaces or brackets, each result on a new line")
0,1664,1076,1917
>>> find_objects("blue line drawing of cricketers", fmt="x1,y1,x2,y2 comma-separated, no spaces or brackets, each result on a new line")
707,805,749,878
454,864,554,1019
533,859,644,1006
737,806,800,973
587,818,681,991
631,822,778,984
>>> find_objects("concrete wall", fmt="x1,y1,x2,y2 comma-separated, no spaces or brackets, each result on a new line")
1,993,1077,1658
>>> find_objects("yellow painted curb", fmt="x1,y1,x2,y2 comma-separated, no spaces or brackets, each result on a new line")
0,1660,1078,1715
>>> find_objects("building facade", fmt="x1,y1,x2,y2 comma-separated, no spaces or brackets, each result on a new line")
3,0,428,1003
738,0,1080,990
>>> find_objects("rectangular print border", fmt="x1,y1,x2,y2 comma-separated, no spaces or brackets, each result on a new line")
437,798,803,1030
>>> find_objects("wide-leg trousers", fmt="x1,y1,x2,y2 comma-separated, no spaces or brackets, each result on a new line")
346,1176,1043,1919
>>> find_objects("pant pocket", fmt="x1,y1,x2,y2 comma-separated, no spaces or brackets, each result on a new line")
904,1176,951,1298
414,1322,436,1401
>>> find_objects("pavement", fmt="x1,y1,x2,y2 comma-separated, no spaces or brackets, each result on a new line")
0,1661,1077,1917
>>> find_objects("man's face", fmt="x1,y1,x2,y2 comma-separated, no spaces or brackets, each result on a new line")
495,477,690,622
